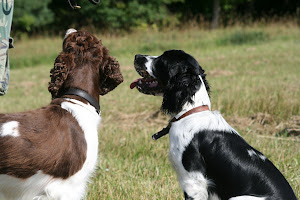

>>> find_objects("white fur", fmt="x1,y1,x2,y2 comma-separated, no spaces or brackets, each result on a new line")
168,82,238,200
179,171,209,200
208,193,221,200
194,75,211,110
0,121,20,137
247,149,266,161
0,99,101,200
64,28,77,39
143,53,271,199
144,54,221,199
144,56,158,78
169,110,238,200
0,171,54,200
168,82,268,200
229,196,266,200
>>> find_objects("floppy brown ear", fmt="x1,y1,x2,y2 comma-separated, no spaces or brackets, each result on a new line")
99,56,123,95
48,52,75,98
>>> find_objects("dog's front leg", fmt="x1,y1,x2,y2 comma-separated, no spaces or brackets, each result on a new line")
177,142,209,200
184,191,194,200
178,171,209,200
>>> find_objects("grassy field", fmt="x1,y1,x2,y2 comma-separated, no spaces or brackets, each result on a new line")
0,23,299,199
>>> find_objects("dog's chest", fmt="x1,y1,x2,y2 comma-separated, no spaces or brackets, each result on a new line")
61,100,101,173
168,122,195,172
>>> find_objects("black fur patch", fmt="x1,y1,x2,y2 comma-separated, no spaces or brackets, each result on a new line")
181,130,297,200
151,50,210,114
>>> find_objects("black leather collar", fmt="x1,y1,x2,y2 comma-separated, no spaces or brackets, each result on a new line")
63,88,100,114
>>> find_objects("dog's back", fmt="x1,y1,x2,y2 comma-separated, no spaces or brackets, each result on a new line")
131,50,296,200
0,29,123,200
170,111,297,200
0,100,100,199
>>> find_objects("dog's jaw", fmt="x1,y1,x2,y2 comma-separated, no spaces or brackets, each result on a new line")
131,55,163,96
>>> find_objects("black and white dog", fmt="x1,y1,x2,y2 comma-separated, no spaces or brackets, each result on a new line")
130,50,297,200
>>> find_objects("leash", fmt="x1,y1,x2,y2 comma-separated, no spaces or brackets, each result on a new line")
68,0,101,9
152,105,210,140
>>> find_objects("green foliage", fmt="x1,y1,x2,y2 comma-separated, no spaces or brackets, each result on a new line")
10,0,300,33
169,0,299,27
49,0,181,32
13,0,54,32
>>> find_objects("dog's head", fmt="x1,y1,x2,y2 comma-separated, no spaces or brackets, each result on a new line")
131,50,210,114
48,29,123,98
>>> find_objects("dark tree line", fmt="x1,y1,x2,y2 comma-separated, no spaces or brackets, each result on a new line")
12,0,300,34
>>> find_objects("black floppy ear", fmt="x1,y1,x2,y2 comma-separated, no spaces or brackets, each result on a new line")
48,52,75,98
99,57,123,95
162,72,201,114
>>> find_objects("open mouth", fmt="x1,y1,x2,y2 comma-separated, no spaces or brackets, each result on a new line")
130,75,163,95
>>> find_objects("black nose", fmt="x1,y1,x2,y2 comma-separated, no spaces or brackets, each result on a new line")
134,54,147,66
135,54,144,61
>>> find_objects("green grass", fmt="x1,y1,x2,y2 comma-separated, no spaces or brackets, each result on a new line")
216,30,269,46
1,24,299,199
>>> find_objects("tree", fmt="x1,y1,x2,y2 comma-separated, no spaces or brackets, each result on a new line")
211,0,220,29
13,0,54,32
49,0,183,32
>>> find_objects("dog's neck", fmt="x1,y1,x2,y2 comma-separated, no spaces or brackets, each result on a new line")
63,88,100,114
152,76,211,140
63,66,101,102
173,75,211,120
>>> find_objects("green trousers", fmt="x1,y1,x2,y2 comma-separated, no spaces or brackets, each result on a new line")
0,0,14,95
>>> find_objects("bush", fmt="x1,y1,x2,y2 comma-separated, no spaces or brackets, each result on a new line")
11,0,300,34
49,0,182,32
13,0,54,32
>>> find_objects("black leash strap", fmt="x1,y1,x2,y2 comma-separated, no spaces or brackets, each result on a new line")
68,0,81,9
88,0,100,5
68,0,100,9
152,125,171,140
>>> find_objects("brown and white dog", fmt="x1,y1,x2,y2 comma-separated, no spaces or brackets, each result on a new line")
0,29,123,200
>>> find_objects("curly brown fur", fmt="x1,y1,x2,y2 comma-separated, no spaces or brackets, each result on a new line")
48,30,123,99
48,53,75,98
99,56,123,95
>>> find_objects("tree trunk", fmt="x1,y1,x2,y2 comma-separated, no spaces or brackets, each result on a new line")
211,0,220,29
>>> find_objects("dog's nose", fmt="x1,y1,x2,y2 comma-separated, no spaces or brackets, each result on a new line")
134,54,147,66
135,54,144,61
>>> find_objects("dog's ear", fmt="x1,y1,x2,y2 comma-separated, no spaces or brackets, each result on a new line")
162,72,201,114
99,56,123,95
48,52,75,98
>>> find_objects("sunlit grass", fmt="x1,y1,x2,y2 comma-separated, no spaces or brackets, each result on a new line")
1,24,299,199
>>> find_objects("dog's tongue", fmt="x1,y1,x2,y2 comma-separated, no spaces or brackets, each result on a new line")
130,79,139,89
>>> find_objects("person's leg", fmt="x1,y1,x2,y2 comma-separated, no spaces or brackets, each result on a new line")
0,0,14,95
